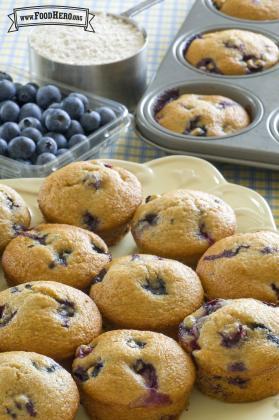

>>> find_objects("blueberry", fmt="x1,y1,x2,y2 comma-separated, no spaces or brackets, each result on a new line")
203,299,224,315
36,85,62,109
203,245,250,261
65,120,84,138
19,117,42,132
76,344,94,358
96,107,117,125
0,304,17,327
142,277,167,295
62,96,84,119
80,111,101,133
8,136,36,159
42,108,56,124
45,109,71,133
26,82,39,91
48,102,62,109
56,299,75,327
37,136,58,154
14,82,23,94
21,127,42,143
220,324,247,348
36,152,57,165
69,92,89,109
132,359,158,389
46,132,67,148
17,84,37,104
56,148,69,156
0,100,20,122
199,222,214,245
0,71,13,82
92,268,107,284
19,103,42,121
127,338,146,349
83,212,99,232
0,138,7,155
68,134,88,149
0,80,16,101
0,122,20,141
141,213,158,226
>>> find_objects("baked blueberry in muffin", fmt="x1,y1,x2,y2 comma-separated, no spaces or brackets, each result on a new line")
131,190,236,265
73,329,195,420
2,223,111,290
197,231,279,303
155,94,250,137
0,281,102,360
0,184,31,253
0,351,79,419
179,298,279,402
185,29,279,75
38,160,142,245
90,254,204,332
213,0,279,21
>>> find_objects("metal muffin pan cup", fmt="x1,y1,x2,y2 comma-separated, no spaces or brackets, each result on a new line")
135,0,279,169
174,24,279,78
138,80,263,140
268,108,279,143
205,0,279,24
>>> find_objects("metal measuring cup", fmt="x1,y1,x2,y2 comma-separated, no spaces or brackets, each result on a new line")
28,0,163,110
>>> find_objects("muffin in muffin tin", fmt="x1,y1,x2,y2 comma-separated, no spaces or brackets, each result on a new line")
213,0,279,21
0,351,79,419
185,29,279,76
179,298,279,402
90,254,204,332
131,190,236,265
0,281,102,360
155,93,250,137
38,160,142,246
72,329,196,420
2,223,111,290
197,231,279,303
0,185,31,253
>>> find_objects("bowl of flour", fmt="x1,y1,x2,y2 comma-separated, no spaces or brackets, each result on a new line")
28,12,148,109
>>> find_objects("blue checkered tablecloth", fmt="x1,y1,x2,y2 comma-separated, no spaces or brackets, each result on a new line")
0,0,279,224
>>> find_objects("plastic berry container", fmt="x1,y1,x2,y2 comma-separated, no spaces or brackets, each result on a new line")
0,66,129,178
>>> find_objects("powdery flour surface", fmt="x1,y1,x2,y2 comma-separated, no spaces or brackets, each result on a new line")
29,12,145,65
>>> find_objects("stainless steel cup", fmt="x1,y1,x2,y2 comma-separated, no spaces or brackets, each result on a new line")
28,0,163,110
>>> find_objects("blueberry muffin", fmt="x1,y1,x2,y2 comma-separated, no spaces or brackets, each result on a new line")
2,223,111,290
197,231,279,303
0,281,102,360
0,351,79,419
0,185,31,253
131,190,236,266
185,30,279,75
155,93,250,137
179,298,279,402
90,254,204,332
38,160,142,246
72,329,195,420
213,0,279,21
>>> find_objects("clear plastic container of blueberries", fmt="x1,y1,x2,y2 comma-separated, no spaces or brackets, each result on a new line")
0,66,129,178
135,0,279,170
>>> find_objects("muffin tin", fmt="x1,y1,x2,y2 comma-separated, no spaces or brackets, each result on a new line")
136,0,279,170
0,67,129,179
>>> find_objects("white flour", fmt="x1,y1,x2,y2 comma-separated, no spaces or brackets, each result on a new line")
29,12,145,65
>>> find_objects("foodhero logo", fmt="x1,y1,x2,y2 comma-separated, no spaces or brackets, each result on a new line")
8,5,95,32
